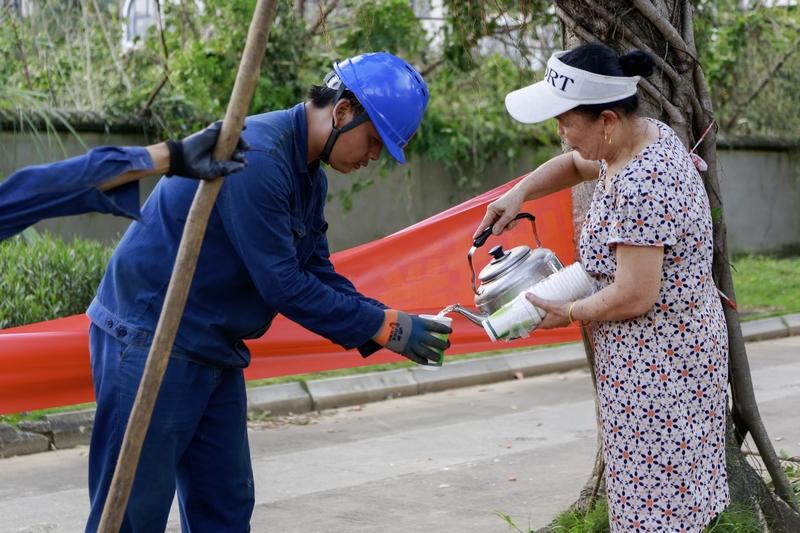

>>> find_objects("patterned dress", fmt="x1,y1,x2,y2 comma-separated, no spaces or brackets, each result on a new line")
579,119,729,532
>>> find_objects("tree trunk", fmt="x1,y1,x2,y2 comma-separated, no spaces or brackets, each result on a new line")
552,0,800,529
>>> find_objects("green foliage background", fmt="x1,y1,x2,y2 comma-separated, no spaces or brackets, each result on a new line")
2,0,796,179
693,0,800,137
0,233,113,329
0,0,556,182
2,0,798,169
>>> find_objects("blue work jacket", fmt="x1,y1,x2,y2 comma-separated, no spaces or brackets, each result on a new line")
0,147,146,241
89,103,386,368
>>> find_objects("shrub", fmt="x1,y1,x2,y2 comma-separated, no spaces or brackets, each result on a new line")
0,233,113,329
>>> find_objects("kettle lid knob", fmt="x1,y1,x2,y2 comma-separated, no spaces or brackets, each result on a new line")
488,245,506,262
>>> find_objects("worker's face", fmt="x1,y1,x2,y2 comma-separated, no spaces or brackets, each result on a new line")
554,110,607,161
328,100,383,173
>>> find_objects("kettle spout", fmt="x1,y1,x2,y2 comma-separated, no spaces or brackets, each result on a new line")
448,304,489,327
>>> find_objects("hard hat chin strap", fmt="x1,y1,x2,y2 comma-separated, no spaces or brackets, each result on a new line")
320,85,370,164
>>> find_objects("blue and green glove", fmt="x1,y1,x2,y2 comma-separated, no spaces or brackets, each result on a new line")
372,310,452,365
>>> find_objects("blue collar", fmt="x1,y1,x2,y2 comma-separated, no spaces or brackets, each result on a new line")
289,103,320,178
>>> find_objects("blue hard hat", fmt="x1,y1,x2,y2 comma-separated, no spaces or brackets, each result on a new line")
333,52,429,164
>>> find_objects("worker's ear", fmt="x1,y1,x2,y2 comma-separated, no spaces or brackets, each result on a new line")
333,99,353,128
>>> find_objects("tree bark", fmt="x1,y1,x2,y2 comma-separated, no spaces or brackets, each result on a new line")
553,0,800,528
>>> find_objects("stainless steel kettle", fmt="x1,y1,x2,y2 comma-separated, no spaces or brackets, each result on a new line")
449,213,563,326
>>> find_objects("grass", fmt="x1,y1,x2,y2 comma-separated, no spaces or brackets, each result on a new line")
552,498,610,532
767,452,800,500
0,402,95,428
496,498,761,532
731,252,800,321
704,504,763,533
785,460,800,499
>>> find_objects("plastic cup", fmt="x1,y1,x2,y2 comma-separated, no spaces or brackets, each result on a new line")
482,293,542,342
529,263,595,303
483,263,596,343
418,314,452,370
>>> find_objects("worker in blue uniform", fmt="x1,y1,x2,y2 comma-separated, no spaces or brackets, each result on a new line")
86,51,451,532
0,121,248,241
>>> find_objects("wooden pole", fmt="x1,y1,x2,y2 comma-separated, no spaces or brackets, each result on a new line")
97,1,279,530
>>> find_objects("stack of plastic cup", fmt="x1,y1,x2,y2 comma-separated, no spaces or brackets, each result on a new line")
418,314,453,370
482,263,596,342
527,263,596,314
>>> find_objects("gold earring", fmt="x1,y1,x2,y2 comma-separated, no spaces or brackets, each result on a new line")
607,130,612,145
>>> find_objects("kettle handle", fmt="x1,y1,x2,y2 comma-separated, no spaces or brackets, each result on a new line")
472,212,540,248
468,212,542,295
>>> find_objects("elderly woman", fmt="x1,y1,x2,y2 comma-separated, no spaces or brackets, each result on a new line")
475,43,729,531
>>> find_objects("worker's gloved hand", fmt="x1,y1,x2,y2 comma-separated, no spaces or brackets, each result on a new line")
372,310,452,365
166,121,250,180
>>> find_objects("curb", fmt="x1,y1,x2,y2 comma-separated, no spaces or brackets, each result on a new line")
247,382,312,416
740,316,789,341
0,423,50,458
3,313,798,459
306,369,419,411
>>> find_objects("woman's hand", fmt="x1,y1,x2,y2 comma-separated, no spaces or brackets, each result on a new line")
525,293,572,329
472,153,595,239
473,187,526,238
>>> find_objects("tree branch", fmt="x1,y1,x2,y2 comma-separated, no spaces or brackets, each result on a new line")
640,78,689,142
744,451,800,464
90,0,132,92
9,7,34,91
80,0,98,109
154,0,170,63
582,0,683,88
140,74,170,118
699,121,799,511
569,327,606,514
420,57,446,78
307,0,339,37
179,0,201,41
554,6,599,45
726,415,800,530
681,0,698,57
723,38,800,131
632,0,695,60
140,0,171,117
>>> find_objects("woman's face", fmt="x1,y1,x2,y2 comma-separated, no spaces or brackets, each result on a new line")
554,110,606,161
328,101,383,173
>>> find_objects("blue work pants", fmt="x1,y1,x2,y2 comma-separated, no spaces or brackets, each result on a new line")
86,324,254,532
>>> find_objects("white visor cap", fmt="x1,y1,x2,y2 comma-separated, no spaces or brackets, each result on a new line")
505,51,642,124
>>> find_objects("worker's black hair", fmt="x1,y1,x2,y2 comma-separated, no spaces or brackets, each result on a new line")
560,42,655,119
307,85,365,116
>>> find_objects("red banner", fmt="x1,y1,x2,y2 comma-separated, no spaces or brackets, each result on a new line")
0,177,578,414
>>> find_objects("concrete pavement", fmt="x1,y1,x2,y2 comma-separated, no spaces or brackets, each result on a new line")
0,336,798,532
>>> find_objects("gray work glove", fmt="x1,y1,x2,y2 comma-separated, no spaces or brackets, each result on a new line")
372,310,452,365
166,121,250,180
